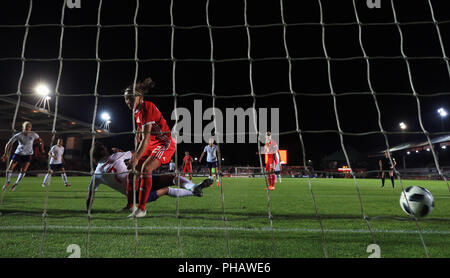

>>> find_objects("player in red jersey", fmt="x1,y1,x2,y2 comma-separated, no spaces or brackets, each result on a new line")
123,77,176,218
263,132,280,191
182,151,193,181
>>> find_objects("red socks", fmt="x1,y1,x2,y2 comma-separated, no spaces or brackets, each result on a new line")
266,174,276,189
138,173,153,211
126,175,140,208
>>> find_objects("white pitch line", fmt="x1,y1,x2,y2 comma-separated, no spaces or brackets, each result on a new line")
0,225,449,235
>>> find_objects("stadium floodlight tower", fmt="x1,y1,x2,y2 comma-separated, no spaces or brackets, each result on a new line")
437,108,447,131
34,83,52,113
100,112,111,132
399,122,408,168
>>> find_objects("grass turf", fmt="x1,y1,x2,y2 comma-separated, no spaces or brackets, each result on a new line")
0,176,449,258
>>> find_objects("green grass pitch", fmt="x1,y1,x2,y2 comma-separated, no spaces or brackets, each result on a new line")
0,176,449,258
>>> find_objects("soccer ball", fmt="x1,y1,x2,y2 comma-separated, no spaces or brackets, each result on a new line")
399,186,434,218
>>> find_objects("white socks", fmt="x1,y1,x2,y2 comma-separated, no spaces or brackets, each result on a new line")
43,173,51,186
15,172,26,185
62,173,68,184
172,176,195,191
6,171,12,183
168,187,194,197
43,172,69,186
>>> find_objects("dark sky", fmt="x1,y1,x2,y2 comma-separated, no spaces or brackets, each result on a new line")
0,0,449,167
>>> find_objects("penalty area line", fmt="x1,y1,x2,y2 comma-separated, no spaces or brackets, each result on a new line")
0,225,449,235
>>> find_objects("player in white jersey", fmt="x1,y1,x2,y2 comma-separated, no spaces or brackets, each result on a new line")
169,159,175,173
2,121,45,191
42,139,71,188
274,152,282,183
86,143,212,212
199,138,221,186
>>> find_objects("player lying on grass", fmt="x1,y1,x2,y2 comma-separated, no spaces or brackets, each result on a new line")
86,143,212,212
2,121,45,191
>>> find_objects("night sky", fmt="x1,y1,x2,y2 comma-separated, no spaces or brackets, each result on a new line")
0,0,449,168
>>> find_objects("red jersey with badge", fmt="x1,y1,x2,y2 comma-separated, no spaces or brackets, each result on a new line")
134,100,175,165
134,101,172,148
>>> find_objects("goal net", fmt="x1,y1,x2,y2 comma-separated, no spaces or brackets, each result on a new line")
0,0,449,259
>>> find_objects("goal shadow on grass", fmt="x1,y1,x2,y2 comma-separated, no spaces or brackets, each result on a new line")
2,208,449,223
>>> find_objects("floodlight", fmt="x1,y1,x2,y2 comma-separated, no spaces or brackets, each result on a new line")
101,112,111,121
35,84,50,96
437,108,448,118
399,122,407,130
100,112,112,132
34,83,52,113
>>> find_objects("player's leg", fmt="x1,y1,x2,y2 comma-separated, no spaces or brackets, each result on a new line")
172,174,212,196
207,163,213,180
130,140,176,217
173,175,195,190
264,164,270,190
167,187,195,198
129,156,160,218
269,162,276,190
270,171,276,190
270,168,276,190
3,160,18,190
267,159,275,190
145,186,197,204
147,187,169,203
381,171,385,188
11,161,30,191
389,170,395,188
213,162,220,186
42,169,53,187
60,166,70,187
276,170,281,183
124,164,141,211
188,165,192,181
183,166,191,181
264,164,274,191
149,175,211,200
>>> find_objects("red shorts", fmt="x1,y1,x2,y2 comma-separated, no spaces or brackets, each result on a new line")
266,163,275,172
266,157,276,172
139,137,176,166
183,166,192,173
